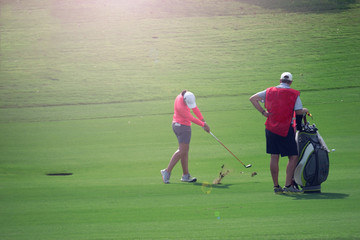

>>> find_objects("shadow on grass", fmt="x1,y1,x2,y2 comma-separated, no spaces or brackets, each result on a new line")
282,192,349,200
237,0,359,13
192,182,234,189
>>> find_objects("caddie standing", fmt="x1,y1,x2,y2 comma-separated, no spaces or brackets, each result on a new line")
249,72,308,194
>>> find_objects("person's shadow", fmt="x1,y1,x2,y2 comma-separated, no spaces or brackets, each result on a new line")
190,182,348,200
282,192,349,200
235,0,356,13
192,182,233,189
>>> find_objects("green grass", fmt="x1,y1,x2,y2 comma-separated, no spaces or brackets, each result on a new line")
1,0,360,239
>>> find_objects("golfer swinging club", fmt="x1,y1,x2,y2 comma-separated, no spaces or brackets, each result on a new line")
249,72,308,193
161,90,210,184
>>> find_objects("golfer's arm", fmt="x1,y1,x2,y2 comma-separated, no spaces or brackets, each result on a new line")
183,110,204,127
192,107,204,121
249,94,265,114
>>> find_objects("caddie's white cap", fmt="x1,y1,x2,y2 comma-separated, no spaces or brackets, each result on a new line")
183,91,197,109
280,72,293,81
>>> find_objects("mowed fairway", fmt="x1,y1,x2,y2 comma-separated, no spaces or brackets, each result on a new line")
1,0,360,239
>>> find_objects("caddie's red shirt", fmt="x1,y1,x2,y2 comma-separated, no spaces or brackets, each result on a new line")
265,87,300,137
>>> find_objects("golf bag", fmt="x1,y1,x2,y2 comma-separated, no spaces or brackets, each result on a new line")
294,115,330,193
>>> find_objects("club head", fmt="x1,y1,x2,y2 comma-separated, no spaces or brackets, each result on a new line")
245,164,252,168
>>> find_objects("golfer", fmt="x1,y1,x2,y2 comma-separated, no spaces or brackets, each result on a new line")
249,72,308,193
161,90,210,184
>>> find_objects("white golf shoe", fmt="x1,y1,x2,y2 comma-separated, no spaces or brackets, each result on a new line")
181,173,197,182
161,169,170,184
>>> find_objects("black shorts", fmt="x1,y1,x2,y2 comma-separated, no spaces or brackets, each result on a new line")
265,126,298,157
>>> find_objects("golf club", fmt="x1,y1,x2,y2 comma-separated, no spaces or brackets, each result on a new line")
210,132,252,168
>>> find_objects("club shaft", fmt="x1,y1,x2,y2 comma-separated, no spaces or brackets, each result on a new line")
210,132,246,167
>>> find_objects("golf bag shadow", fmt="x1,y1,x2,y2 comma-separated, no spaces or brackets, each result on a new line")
294,115,330,193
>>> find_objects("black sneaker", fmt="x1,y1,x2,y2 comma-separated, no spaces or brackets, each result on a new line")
283,185,303,194
274,185,283,194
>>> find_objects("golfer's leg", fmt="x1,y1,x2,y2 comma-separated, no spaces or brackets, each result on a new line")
179,143,190,175
285,155,298,186
167,148,181,173
270,154,280,186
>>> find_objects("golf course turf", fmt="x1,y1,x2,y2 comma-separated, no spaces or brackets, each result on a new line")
1,0,360,239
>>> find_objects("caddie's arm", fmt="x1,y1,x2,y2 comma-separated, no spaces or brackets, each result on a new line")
249,94,269,117
295,108,309,115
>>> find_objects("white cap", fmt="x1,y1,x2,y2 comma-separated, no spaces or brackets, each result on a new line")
280,72,293,81
183,91,196,109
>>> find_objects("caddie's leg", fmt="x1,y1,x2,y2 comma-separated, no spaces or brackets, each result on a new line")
270,154,280,186
285,155,298,186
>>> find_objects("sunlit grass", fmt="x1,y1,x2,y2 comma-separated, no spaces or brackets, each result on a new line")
0,1,360,239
